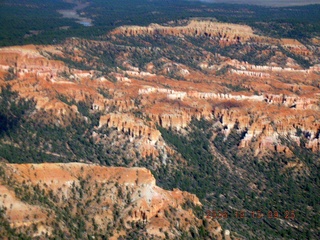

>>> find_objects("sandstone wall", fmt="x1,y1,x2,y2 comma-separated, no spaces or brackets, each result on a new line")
111,20,272,45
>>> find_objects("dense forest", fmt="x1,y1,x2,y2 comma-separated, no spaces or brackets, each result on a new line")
0,86,319,239
156,120,320,239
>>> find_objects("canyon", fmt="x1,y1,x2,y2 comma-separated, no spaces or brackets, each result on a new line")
0,19,319,239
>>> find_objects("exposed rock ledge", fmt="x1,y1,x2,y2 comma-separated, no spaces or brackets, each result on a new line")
0,163,223,239
111,19,270,44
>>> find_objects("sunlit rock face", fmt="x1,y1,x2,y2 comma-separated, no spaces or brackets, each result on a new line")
0,163,223,239
112,20,257,43
0,19,319,158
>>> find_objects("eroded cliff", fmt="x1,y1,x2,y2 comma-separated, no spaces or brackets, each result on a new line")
0,163,223,239
0,19,319,160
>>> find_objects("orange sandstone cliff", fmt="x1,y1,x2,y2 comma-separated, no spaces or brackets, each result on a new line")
0,20,319,158
0,163,223,239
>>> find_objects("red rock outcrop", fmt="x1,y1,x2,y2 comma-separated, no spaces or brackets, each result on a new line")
111,19,275,45
0,163,224,239
0,19,319,156
281,38,313,56
0,45,67,80
306,135,320,152
99,113,160,143
231,69,271,78
99,113,161,157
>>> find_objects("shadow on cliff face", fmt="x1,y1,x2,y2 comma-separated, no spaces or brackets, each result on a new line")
159,98,191,108
210,99,243,109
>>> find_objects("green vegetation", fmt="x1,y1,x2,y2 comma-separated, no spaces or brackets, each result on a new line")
1,0,320,46
278,45,312,69
0,207,31,239
0,0,80,46
1,1,320,239
0,168,121,239
0,87,319,239
0,87,133,166
156,118,320,239
0,85,35,136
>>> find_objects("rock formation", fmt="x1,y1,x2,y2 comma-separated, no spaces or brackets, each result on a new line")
111,20,268,45
0,19,319,158
231,69,271,78
0,163,223,239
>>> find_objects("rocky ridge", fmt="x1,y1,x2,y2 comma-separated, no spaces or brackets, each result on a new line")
111,20,269,45
0,163,223,239
0,20,319,158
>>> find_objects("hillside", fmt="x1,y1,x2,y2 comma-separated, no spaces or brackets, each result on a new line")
0,162,225,239
0,18,319,239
